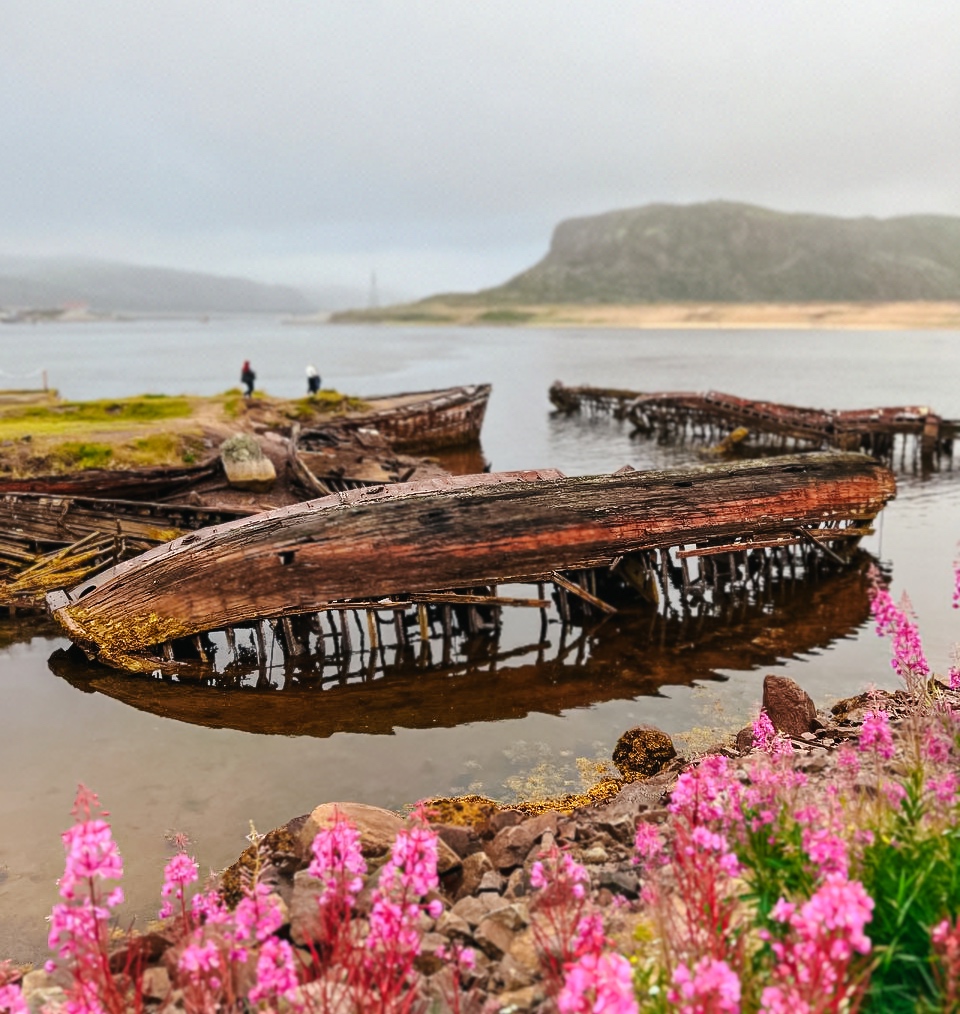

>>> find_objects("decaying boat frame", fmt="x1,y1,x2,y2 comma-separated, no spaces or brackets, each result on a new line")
299,384,491,454
46,453,895,674
0,493,251,612
549,382,957,467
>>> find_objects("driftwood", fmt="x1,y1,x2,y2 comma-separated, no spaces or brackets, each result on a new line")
47,454,895,673
549,382,957,464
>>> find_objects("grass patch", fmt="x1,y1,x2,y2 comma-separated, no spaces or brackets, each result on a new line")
49,442,114,470
0,395,192,440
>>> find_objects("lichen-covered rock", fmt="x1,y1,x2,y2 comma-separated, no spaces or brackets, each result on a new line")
220,433,276,491
612,726,677,781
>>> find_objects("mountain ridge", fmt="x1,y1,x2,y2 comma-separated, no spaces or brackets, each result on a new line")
478,201,960,303
0,256,316,314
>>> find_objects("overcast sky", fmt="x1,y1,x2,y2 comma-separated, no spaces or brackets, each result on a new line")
2,1,958,298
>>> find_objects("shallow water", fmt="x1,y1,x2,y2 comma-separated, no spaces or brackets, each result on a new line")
0,319,958,960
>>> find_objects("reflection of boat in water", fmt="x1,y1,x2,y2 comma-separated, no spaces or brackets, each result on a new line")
47,560,874,738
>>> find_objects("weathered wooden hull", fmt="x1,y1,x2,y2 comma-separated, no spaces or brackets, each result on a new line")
47,453,895,672
300,384,491,453
0,459,223,499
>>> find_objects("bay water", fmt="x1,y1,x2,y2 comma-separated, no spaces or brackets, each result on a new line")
0,317,958,960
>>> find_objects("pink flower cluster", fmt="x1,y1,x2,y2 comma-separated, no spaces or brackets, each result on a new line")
158,850,199,920
868,578,929,689
557,951,638,1014
858,708,895,760
529,847,637,1014
668,957,741,1014
759,875,873,1013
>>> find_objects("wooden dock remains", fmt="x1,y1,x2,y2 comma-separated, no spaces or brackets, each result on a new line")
46,453,895,675
549,382,957,467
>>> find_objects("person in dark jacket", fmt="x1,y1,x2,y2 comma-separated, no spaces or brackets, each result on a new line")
240,360,256,397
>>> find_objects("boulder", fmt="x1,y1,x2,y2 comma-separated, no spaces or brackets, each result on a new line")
455,850,495,901
301,802,460,876
486,812,558,871
612,726,677,781
762,675,820,738
220,433,276,492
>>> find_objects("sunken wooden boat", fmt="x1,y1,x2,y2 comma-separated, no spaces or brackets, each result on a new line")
549,382,958,464
299,383,491,454
46,452,895,674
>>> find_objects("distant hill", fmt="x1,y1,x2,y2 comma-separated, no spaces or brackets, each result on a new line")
0,257,315,314
477,202,960,303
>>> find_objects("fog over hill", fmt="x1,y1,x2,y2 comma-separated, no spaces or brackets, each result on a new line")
0,257,317,314
478,202,960,303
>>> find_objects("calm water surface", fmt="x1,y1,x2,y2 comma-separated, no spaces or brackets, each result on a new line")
1,318,958,960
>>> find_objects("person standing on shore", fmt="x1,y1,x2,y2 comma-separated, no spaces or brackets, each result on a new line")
306,364,321,397
240,360,256,398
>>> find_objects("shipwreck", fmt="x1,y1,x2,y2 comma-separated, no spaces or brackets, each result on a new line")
549,382,957,467
46,452,896,675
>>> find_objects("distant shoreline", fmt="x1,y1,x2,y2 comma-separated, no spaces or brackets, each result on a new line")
331,300,960,330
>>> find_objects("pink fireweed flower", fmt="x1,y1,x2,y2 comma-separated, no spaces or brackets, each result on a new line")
232,881,285,944
669,754,740,827
858,709,894,760
923,726,953,765
308,814,367,899
927,773,959,805
953,552,960,609
868,576,930,688
0,983,27,1014
365,820,443,969
59,819,124,900
882,780,908,808
633,822,664,864
760,874,873,1011
531,852,590,900
752,709,776,752
389,823,441,897
178,939,222,980
557,951,638,1014
836,744,861,777
248,936,299,1006
669,957,741,1014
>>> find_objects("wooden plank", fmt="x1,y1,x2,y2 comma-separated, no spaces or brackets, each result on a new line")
550,571,617,615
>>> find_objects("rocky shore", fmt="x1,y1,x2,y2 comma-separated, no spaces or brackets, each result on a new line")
13,674,932,1012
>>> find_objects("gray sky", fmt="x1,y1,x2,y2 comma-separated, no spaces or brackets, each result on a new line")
2,1,958,298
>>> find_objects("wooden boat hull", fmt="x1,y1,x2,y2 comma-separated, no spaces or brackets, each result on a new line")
47,453,895,672
0,459,222,499
300,384,491,453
